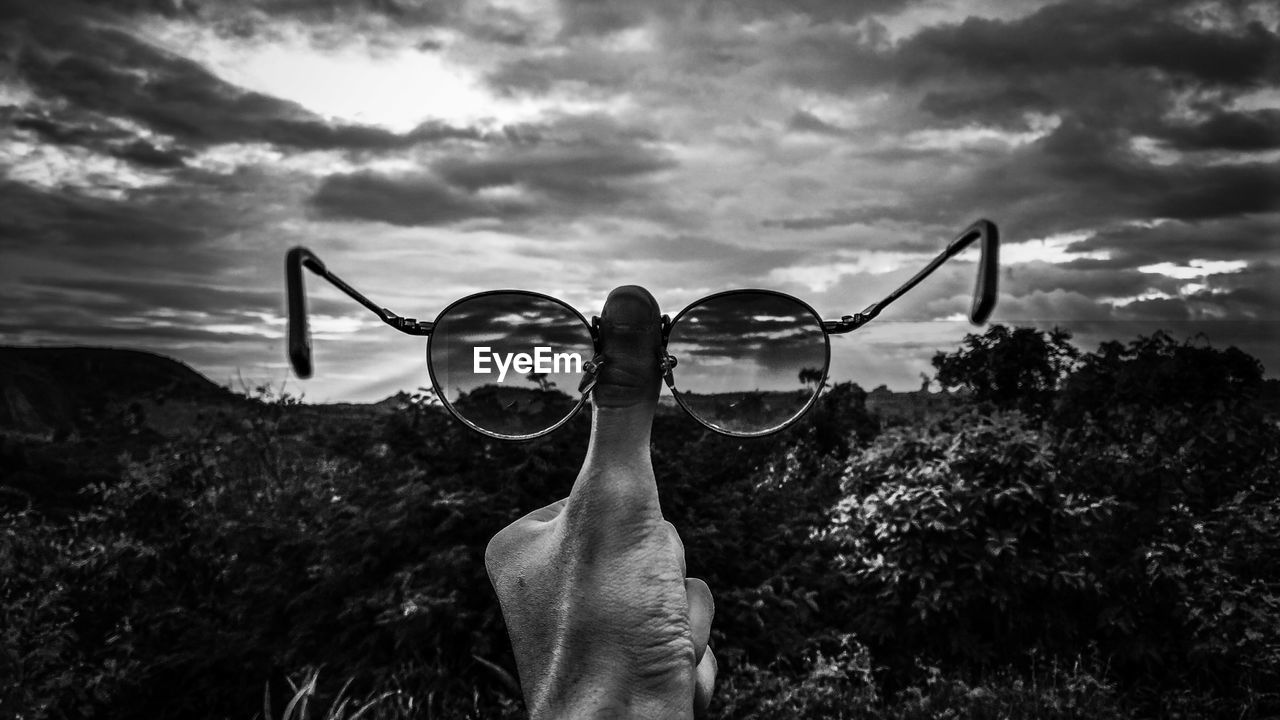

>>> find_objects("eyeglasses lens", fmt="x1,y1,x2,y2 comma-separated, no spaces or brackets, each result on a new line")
428,293,595,439
665,292,828,436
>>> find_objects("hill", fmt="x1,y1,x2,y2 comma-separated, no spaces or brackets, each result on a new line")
0,346,234,438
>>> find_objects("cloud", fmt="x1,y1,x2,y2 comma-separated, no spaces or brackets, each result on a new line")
310,113,676,226
1072,216,1280,267
786,110,849,137
310,171,528,226
1153,108,1280,151
5,1,481,158
899,2,1279,86
0,179,208,255
843,118,1280,240
552,0,917,39
3,0,1277,402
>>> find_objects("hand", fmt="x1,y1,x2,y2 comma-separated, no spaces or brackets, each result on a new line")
485,285,718,719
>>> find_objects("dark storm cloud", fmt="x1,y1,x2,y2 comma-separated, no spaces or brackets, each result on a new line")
1154,109,1280,151
435,141,672,201
0,315,274,345
765,0,1279,153
0,281,281,351
899,2,1280,89
310,114,676,225
882,0,1280,171
78,0,548,50
825,118,1280,242
991,139,1280,235
786,110,848,137
754,4,1277,243
0,159,293,299
487,51,643,96
554,0,916,38
762,206,901,232
10,108,194,169
1070,216,1280,267
113,139,191,169
0,180,209,255
21,276,353,320
1000,262,1181,302
75,0,464,37
12,114,125,149
488,0,912,95
608,234,806,266
917,87,1056,127
310,172,528,226
4,0,481,159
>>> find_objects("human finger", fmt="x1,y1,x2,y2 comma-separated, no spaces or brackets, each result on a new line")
693,645,718,717
686,577,713,664
563,285,665,531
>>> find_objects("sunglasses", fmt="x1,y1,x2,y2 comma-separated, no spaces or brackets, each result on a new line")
286,219,999,440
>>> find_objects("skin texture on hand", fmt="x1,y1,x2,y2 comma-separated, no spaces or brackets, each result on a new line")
485,286,717,720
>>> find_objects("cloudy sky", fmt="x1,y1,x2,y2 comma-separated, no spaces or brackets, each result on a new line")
2,0,1277,403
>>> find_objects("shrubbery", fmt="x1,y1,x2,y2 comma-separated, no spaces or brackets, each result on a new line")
2,327,1277,718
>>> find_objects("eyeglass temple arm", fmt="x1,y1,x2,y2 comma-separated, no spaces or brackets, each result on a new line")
286,246,433,379
822,219,999,335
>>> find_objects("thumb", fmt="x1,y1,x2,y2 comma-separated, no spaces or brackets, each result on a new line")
587,284,663,449
567,285,664,522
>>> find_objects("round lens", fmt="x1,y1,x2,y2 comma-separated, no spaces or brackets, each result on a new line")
665,291,828,436
428,292,594,439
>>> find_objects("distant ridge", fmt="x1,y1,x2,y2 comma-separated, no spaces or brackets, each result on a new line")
0,346,232,436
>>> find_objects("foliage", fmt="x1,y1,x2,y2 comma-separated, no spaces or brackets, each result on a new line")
714,634,879,719
1054,330,1265,426
654,382,878,665
2,331,1278,719
832,411,1117,672
261,668,394,720
931,325,1079,416
877,656,1130,720
715,638,1132,720
1,509,144,718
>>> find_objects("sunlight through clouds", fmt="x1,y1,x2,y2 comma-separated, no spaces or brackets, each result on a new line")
1138,260,1250,279
1,138,171,198
138,18,583,131
1001,232,1109,265
903,114,1062,152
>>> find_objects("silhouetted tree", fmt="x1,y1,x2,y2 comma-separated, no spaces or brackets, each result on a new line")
798,366,824,389
931,324,1079,415
1055,330,1264,424
525,372,555,392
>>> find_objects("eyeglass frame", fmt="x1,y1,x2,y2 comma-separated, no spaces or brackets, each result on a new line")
285,219,999,439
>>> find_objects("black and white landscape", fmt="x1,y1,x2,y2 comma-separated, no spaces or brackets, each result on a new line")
2,1,1278,718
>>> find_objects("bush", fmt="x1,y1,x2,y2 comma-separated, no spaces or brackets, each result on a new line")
833,411,1116,674
714,634,878,719
4,333,1277,719
932,325,1079,416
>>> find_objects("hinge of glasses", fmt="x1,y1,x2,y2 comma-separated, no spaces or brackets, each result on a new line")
824,304,879,334
578,354,606,395
823,314,862,334
387,316,433,335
